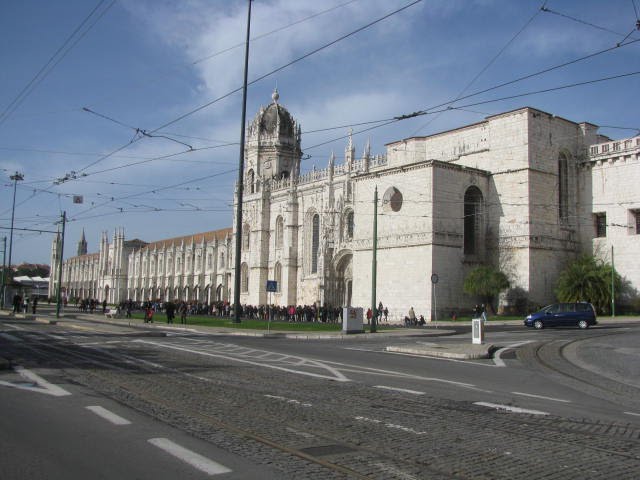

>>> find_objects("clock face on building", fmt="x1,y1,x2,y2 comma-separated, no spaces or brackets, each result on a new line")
382,186,403,212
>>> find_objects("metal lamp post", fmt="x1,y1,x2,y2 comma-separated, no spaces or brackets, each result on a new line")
5,172,23,308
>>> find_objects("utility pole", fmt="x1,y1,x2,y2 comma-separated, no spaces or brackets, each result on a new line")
611,245,615,317
370,186,378,333
6,172,23,309
1,236,6,309
56,212,66,319
233,0,252,324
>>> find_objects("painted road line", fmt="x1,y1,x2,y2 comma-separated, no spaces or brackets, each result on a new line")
624,411,640,417
136,340,350,382
0,367,71,396
374,385,425,395
355,416,427,435
148,438,231,475
474,402,548,416
511,392,571,403
86,406,131,425
493,340,534,367
0,333,21,342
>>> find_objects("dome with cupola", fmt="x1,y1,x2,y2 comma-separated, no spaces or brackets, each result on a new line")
248,89,299,139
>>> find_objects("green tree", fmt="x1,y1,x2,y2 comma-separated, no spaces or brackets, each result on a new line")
463,265,510,314
555,255,620,314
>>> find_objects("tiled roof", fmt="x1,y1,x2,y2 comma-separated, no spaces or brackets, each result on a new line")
141,227,232,251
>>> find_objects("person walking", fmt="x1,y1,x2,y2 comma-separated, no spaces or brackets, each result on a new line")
179,302,187,324
165,301,175,324
144,305,154,323
12,294,22,314
408,306,416,326
32,297,38,314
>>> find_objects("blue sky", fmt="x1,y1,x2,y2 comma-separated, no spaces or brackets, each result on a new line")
1,0,639,267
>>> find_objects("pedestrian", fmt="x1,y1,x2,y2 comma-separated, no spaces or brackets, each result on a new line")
12,294,22,314
366,308,372,324
383,307,389,323
481,304,488,323
102,299,107,313
165,301,175,324
23,297,29,313
32,297,38,314
179,302,187,324
144,305,154,323
408,306,416,325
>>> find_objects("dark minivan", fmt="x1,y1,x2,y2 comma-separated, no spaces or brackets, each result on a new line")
524,302,597,329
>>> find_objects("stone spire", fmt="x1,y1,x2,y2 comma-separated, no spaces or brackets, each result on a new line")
328,151,335,180
77,229,88,256
345,128,355,170
362,137,371,173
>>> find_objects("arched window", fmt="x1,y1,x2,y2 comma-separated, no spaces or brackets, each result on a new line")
241,263,249,292
275,216,284,249
463,186,484,256
558,153,569,223
243,223,250,250
274,262,282,292
247,169,255,194
311,214,320,274
345,210,354,240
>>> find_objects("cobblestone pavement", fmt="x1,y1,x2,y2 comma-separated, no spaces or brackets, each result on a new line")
2,323,640,479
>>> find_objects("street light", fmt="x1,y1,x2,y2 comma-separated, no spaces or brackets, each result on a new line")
4,172,23,308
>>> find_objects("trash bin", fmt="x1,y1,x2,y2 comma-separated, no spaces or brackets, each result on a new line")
342,307,364,334
472,318,484,344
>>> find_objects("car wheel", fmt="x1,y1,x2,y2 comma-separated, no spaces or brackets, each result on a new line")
578,320,589,329
533,320,544,330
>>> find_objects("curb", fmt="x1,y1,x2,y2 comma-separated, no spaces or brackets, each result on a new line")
386,344,495,360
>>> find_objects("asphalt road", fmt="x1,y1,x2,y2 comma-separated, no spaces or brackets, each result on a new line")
1,311,639,479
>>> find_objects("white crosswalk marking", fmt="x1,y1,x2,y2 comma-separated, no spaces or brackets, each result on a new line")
86,406,131,425
148,438,231,475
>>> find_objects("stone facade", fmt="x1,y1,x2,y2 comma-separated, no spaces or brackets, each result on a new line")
126,229,233,303
50,93,640,319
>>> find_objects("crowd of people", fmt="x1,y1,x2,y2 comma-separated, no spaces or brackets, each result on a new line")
108,300,348,324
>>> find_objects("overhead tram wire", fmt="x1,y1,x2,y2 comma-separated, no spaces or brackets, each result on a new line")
191,0,361,65
304,70,640,154
541,5,640,41
59,1,635,186
411,0,546,137
61,61,640,191
54,0,421,184
148,0,423,134
0,0,115,127
69,167,237,222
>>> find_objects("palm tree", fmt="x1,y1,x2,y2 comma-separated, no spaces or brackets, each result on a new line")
555,255,620,314
463,265,510,314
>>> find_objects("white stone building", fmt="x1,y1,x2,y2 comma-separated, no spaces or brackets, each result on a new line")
51,92,640,318
235,93,640,319
126,229,233,303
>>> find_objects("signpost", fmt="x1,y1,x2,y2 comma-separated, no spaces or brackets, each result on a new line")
266,280,277,333
431,273,438,329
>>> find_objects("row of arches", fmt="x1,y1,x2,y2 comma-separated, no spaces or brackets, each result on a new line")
126,284,227,303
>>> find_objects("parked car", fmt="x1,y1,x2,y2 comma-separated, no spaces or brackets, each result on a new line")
524,302,597,329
